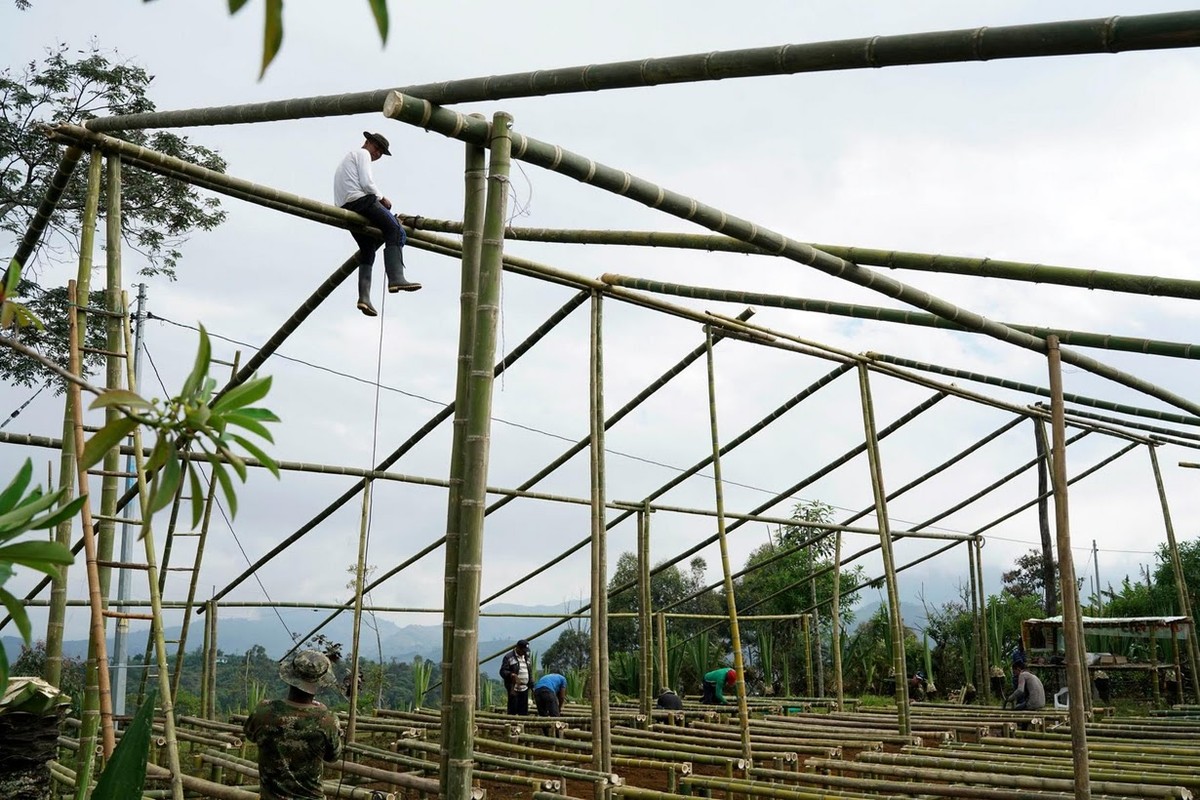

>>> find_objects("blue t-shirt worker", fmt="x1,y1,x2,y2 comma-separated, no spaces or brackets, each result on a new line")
533,673,568,717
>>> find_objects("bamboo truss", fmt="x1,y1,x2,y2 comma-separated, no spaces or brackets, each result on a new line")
7,12,1200,800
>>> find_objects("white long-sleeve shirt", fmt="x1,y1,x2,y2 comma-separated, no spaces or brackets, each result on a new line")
333,148,380,207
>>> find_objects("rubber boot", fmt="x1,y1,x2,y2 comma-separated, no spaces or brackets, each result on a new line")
384,245,422,293
356,262,377,317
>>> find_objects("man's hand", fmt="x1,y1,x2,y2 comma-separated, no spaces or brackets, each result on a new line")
380,197,393,210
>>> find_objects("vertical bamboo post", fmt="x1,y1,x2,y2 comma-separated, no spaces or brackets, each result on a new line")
67,280,117,795
810,567,823,697
208,600,219,719
831,529,844,710
589,289,613,793
975,536,992,703
1147,445,1200,702
655,612,667,696
1034,420,1058,618
803,614,813,697
1171,627,1184,705
442,129,486,777
1150,623,1162,708
346,481,372,742
444,110,512,800
856,363,910,735
1044,334,1091,800
967,537,983,693
703,326,752,768
199,602,211,719
637,505,653,717
46,150,102,687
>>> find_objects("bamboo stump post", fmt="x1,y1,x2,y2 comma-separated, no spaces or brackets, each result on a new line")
637,504,653,718
967,537,983,694
1044,335,1091,800
589,289,613,796
831,528,843,711
976,536,992,704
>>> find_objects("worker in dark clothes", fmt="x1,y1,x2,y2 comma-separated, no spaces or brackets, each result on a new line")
656,688,683,710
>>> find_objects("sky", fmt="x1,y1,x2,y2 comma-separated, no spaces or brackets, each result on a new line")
3,1,1200,652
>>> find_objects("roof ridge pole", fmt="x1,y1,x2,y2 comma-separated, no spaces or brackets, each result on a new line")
855,363,910,736
441,121,487,780
382,95,1200,419
1045,334,1092,800
1146,444,1200,703
88,11,1200,132
446,110,512,800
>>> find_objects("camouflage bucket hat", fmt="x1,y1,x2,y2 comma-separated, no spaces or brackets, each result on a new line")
279,650,334,695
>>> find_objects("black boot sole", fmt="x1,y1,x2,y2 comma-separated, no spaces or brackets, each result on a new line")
357,301,378,316
388,283,423,293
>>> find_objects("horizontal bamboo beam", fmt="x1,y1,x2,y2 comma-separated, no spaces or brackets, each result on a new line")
383,93,1200,419
405,218,1200,302
88,11,1200,131
600,274,1200,361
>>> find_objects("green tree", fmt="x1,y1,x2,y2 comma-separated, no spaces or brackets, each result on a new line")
1,43,227,387
607,552,715,653
542,626,590,675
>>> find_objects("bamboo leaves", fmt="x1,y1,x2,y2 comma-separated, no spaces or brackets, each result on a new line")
83,324,280,529
0,459,79,695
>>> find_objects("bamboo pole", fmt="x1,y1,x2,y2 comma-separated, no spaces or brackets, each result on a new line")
404,218,1200,303
855,363,909,734
207,600,218,719
811,562,823,697
12,145,84,266
831,526,844,710
968,534,984,693
445,110,512,800
345,481,372,742
655,611,667,695
91,11,1200,132
599,275,1200,362
441,125,486,779
66,280,117,797
704,326,753,768
589,289,614,793
803,612,814,697
1147,445,1200,702
383,95,1200,419
637,505,653,717
976,536,992,702
45,149,100,687
1044,334,1091,800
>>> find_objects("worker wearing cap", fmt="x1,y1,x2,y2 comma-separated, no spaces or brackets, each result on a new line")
701,667,738,704
333,131,420,316
244,650,343,800
499,639,532,715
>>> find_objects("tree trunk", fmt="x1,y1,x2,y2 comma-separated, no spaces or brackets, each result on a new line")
1034,419,1057,617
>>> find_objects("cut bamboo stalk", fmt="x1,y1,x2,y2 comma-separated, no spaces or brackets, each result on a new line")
1045,334,1092,800
345,480,372,742
976,535,992,703
90,11,1200,132
968,536,984,693
589,289,614,790
445,110,513,800
637,505,652,717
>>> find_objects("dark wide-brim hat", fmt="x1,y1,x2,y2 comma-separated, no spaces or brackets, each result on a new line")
280,650,335,695
363,131,392,156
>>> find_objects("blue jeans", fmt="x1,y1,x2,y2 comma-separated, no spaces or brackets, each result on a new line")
342,195,406,266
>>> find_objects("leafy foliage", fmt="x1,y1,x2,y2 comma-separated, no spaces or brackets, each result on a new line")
0,43,227,277
225,0,391,78
608,553,718,653
0,460,80,694
90,685,156,800
1,279,107,391
541,626,590,675
83,325,280,528
1001,548,1060,601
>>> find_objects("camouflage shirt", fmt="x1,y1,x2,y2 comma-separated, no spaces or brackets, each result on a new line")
244,698,343,800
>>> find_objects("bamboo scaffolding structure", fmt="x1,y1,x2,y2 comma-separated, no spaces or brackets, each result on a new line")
383,93,1200,419
441,128,486,780
600,275,1200,361
66,281,117,798
88,11,1200,132
703,325,753,767
45,150,101,687
1147,445,1200,702
404,218,1200,303
1045,335,1092,800
445,110,513,800
588,288,614,792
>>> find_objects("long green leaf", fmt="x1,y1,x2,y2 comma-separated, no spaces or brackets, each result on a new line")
208,458,238,519
145,437,170,472
81,417,138,470
224,411,275,443
211,375,273,415
0,459,33,515
92,685,157,800
89,389,153,411
216,445,247,482
260,0,284,79
31,494,86,531
229,434,279,478
232,407,280,422
228,0,251,12
0,542,75,578
0,586,31,644
187,463,206,529
181,325,213,400
151,447,182,514
366,0,389,43
0,491,60,539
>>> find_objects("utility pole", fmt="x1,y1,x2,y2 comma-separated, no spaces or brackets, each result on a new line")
111,282,146,717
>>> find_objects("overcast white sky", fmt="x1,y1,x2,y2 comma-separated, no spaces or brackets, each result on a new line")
3,1,1200,649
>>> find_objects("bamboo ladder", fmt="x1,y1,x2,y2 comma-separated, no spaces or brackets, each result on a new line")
67,284,187,800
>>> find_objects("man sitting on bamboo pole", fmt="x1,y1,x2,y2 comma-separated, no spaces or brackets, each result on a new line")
333,131,421,316
244,650,344,800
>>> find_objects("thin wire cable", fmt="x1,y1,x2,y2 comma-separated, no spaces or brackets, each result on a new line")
142,341,296,642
